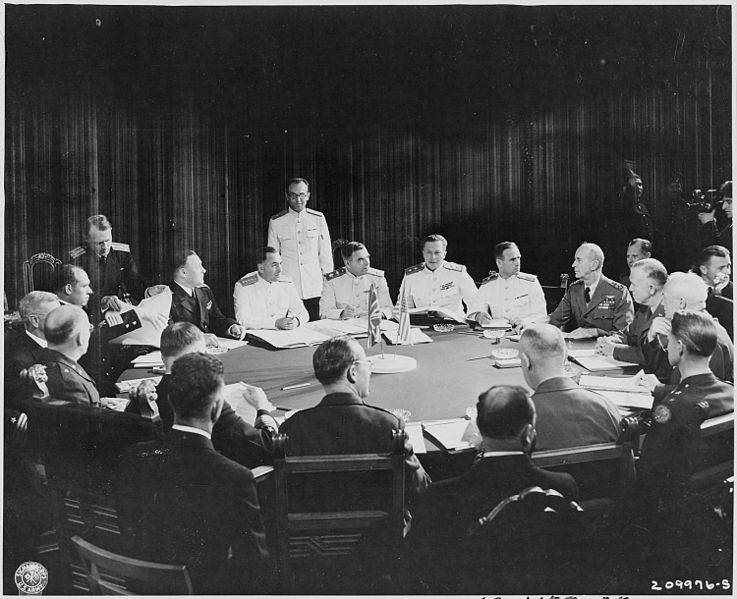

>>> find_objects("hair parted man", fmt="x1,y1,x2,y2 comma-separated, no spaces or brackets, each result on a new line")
547,242,634,338
466,241,547,330
118,352,272,594
319,241,393,320
597,258,668,368
168,249,244,344
36,304,99,406
233,246,308,330
619,238,652,288
267,177,333,322
518,323,621,450
694,245,733,340
395,234,478,319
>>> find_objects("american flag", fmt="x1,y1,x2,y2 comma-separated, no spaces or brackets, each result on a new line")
397,287,411,344
367,282,382,346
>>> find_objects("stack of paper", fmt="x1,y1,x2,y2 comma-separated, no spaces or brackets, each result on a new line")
579,374,651,394
404,423,427,454
131,351,165,369
409,307,466,324
307,318,369,337
223,381,276,423
596,390,654,411
246,328,331,349
422,419,476,451
480,318,510,329
108,289,172,347
493,358,522,368
214,337,249,350
568,349,639,371
384,328,433,345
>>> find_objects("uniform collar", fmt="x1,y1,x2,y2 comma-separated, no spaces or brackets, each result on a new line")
289,207,306,220
172,423,212,440
424,261,445,273
585,275,601,296
174,280,195,297
25,330,48,348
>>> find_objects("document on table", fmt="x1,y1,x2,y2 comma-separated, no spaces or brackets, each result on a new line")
568,349,640,371
246,328,331,349
579,374,651,394
422,419,477,451
383,328,433,345
480,318,510,329
214,337,249,350
409,307,467,323
404,423,427,454
596,390,654,411
108,288,172,346
131,351,164,368
223,381,275,423
307,318,369,337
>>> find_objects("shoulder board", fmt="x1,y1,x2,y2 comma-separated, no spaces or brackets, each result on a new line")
404,263,425,275
517,272,538,282
195,284,211,290
569,279,584,287
277,275,294,283
69,246,86,259
602,276,626,291
111,241,130,252
237,273,259,287
481,271,499,285
270,209,288,220
305,208,323,217
324,267,346,281
443,261,464,272
367,267,384,277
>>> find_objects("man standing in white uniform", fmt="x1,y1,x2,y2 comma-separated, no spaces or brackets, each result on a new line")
233,247,308,330
396,234,477,319
320,241,393,319
467,241,547,330
267,178,333,321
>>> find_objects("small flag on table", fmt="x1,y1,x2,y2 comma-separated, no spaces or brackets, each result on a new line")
397,287,411,344
367,282,382,347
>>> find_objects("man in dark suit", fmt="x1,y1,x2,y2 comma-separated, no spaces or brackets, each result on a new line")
279,335,430,504
407,384,579,592
38,305,100,406
117,352,272,594
596,258,667,369
168,249,244,343
519,324,621,451
4,291,61,409
694,245,733,340
127,322,277,468
548,242,634,338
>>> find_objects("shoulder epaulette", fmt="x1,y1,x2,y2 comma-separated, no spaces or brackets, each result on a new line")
569,279,584,287
195,284,211,290
404,263,425,275
277,275,294,283
606,278,626,291
443,261,465,272
324,267,346,281
69,246,86,259
517,272,538,282
481,271,499,285
237,273,259,287
111,241,130,253
270,209,288,220
305,208,324,217
367,267,385,277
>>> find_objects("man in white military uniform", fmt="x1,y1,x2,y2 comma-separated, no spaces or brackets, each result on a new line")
267,177,333,321
320,241,393,319
396,234,478,317
233,247,308,330
467,241,547,330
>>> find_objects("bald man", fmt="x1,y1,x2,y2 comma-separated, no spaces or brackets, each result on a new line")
519,324,621,451
642,271,733,386
547,243,634,338
37,305,100,406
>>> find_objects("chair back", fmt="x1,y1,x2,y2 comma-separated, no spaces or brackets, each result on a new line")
689,411,734,491
71,535,193,595
22,252,62,295
272,430,406,592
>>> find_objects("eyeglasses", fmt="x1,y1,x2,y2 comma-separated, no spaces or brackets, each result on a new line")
287,192,309,201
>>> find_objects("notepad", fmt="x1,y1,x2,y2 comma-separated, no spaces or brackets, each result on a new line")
131,351,165,368
422,419,475,451
579,374,651,394
569,352,640,371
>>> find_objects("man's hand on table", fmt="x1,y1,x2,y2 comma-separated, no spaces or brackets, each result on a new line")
276,316,298,330
205,333,220,348
475,312,492,326
227,324,245,340
595,336,617,356
632,370,660,393
567,327,599,339
239,383,274,412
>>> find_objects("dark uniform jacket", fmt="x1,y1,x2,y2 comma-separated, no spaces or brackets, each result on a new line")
4,331,45,409
530,376,621,451
612,301,665,366
117,429,271,594
126,374,276,468
70,242,146,321
706,282,733,341
279,391,430,505
548,275,634,336
699,220,732,254
168,281,237,338
38,347,100,406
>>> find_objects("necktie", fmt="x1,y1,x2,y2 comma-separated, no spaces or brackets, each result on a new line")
584,287,591,304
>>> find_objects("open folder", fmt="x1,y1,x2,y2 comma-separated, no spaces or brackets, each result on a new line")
246,328,331,349
421,418,480,451
108,289,172,347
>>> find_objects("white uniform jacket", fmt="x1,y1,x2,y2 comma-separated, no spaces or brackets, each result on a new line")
233,271,308,329
319,267,394,320
396,261,478,315
467,271,547,326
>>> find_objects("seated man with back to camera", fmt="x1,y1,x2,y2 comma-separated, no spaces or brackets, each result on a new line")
518,324,621,451
233,246,308,330
596,258,668,368
395,234,477,319
466,241,546,331
167,249,245,345
407,384,579,592
547,242,634,339
126,322,277,468
320,241,393,320
118,352,272,594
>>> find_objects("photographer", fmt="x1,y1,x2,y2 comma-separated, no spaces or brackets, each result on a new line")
697,180,732,253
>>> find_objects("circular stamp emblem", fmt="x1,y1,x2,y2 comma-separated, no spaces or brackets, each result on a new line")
653,403,672,424
14,561,48,595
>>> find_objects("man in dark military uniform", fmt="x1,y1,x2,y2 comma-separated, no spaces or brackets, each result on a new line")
547,242,634,338
69,214,146,323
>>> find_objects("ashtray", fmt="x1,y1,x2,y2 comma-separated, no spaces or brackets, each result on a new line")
433,323,455,333
206,346,228,354
491,348,519,360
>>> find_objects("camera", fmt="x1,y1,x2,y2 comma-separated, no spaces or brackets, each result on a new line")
684,188,721,213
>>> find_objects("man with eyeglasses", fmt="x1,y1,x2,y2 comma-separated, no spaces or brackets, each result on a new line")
267,178,333,321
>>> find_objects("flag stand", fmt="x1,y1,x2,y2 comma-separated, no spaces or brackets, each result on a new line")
366,282,417,373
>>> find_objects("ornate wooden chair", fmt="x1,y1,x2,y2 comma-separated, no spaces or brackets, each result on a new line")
22,252,62,295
